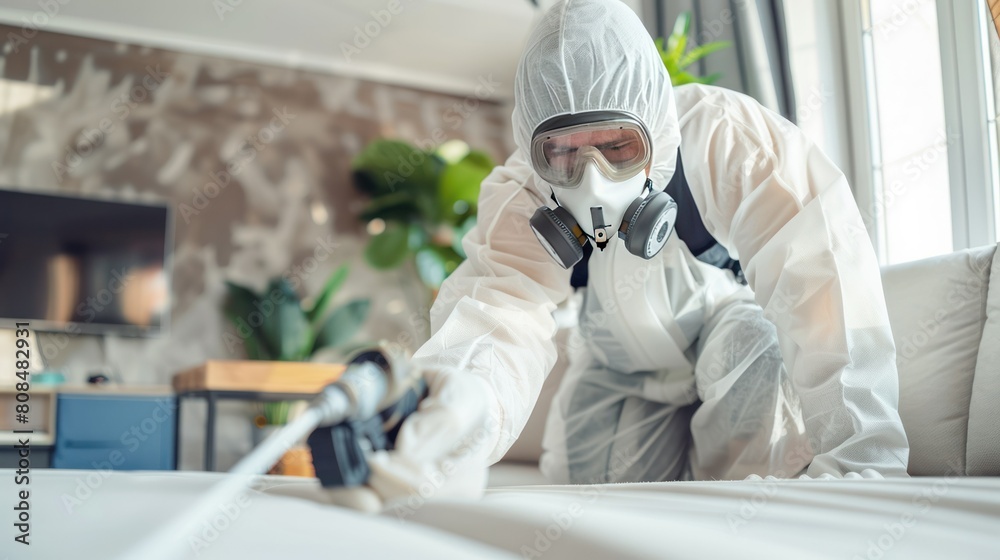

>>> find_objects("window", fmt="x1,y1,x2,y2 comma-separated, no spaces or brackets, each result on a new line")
861,0,954,264
985,7,1000,241
845,0,1000,265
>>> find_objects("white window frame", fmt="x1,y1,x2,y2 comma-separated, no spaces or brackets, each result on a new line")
839,0,999,263
839,0,886,260
936,0,998,249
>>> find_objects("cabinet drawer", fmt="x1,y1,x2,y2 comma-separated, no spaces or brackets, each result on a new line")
54,394,176,470
56,394,176,442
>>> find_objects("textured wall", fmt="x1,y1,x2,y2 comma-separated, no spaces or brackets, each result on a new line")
0,27,515,469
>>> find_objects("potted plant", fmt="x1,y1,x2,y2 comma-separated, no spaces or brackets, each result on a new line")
656,11,731,85
352,139,494,291
223,264,370,453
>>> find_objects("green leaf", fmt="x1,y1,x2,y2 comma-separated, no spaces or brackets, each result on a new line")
413,188,442,225
672,11,691,38
263,401,292,425
698,72,723,85
671,70,702,86
223,281,259,321
351,140,439,197
438,150,492,226
658,12,729,85
223,305,271,360
365,223,410,269
314,299,371,352
223,281,273,359
306,264,349,325
359,190,418,223
665,12,690,66
679,41,731,70
240,333,271,361
259,278,313,361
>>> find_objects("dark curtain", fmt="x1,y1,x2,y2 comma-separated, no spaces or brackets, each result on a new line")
643,0,796,121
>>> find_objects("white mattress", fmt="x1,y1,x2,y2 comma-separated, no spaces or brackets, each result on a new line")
7,469,1000,559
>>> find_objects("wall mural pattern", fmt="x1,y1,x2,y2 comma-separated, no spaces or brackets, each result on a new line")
0,26,514,468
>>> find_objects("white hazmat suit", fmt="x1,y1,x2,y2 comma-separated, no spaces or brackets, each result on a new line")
364,0,909,507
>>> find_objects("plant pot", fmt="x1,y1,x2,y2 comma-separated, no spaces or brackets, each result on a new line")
251,422,315,477
268,446,315,477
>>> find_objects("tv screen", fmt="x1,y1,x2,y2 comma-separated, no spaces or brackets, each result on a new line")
0,189,171,336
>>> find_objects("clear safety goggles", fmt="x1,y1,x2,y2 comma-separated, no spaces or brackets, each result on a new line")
530,111,653,188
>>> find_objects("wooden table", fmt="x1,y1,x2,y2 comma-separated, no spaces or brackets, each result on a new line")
172,360,345,471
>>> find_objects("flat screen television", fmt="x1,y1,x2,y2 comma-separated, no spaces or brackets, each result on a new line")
0,189,171,336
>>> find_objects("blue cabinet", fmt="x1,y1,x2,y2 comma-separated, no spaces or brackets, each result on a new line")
52,393,176,470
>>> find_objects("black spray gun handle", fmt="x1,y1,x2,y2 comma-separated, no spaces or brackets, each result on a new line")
307,348,428,488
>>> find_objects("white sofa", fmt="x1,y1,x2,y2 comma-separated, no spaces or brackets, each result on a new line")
493,243,1000,484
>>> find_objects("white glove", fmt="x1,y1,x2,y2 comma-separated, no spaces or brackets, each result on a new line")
743,468,886,482
322,368,498,515
796,469,885,480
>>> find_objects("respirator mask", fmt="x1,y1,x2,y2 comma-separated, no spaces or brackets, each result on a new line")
528,110,678,269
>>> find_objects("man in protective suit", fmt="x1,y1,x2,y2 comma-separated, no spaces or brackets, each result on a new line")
354,0,909,507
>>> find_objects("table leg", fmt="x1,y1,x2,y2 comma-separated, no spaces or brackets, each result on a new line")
173,395,181,470
205,393,217,472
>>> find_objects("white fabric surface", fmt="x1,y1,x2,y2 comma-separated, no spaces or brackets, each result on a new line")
11,469,1000,559
418,476,1000,559
5,469,513,560
489,461,553,488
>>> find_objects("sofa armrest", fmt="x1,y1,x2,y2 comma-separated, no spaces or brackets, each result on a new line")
967,243,1000,475
882,244,997,475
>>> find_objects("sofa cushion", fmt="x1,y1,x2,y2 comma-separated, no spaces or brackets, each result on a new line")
967,244,1000,475
882,245,995,475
